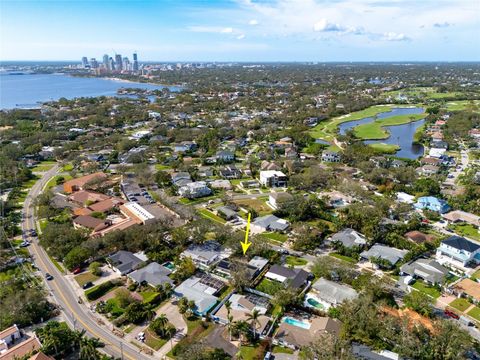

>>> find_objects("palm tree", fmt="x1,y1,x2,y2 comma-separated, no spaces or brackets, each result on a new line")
152,314,169,337
144,304,156,322
246,309,261,339
79,336,104,360
225,300,232,341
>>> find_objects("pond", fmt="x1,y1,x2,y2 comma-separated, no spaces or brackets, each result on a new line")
338,107,425,159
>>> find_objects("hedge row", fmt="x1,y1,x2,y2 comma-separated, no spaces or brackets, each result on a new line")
85,280,117,301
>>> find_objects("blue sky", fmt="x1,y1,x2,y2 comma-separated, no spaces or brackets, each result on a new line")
1,0,479,61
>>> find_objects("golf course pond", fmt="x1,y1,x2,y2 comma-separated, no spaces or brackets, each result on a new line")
338,106,425,159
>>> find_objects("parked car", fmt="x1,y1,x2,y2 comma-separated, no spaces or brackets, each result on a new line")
445,309,459,319
137,332,145,342
82,281,93,289
20,241,30,247
45,273,54,281
72,266,83,275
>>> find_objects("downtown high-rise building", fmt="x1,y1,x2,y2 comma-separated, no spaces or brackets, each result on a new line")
132,52,139,72
122,57,130,71
103,54,110,70
115,54,122,71
89,58,98,69
81,56,88,68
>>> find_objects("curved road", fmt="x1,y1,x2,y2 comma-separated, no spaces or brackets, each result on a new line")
23,165,152,360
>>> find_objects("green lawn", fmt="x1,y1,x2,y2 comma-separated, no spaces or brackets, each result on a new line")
411,280,441,299
256,278,284,296
368,143,400,154
155,164,172,171
445,100,480,112
451,223,480,241
62,163,74,171
449,298,471,312
285,256,307,266
106,297,126,318
272,346,294,354
145,328,168,350
329,253,358,264
48,255,65,273
31,161,57,172
260,232,288,243
74,272,99,287
353,113,425,140
467,306,480,321
139,290,160,303
239,345,265,360
234,198,272,215
45,174,73,190
197,209,226,224
471,270,480,281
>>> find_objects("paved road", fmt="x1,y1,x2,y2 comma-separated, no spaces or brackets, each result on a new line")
23,166,152,360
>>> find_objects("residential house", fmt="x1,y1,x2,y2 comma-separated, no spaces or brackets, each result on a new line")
63,172,108,193
209,179,232,190
454,279,480,304
181,241,224,268
329,228,367,249
107,250,144,275
212,293,270,335
436,235,480,268
216,150,235,163
396,192,415,204
360,244,408,268
306,278,358,310
171,172,192,187
250,215,289,234
268,192,294,210
414,196,450,214
178,181,212,199
72,215,110,232
216,206,237,220
321,150,341,163
416,165,439,176
260,161,281,171
273,316,342,349
404,231,433,244
120,202,156,225
265,265,310,290
219,165,242,179
400,258,449,285
128,262,174,287
0,325,42,360
443,210,480,228
319,191,353,208
215,256,268,280
284,147,298,159
173,275,224,315
259,170,288,187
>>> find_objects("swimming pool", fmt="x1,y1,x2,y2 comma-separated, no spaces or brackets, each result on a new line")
282,316,311,329
307,297,325,310
163,262,175,270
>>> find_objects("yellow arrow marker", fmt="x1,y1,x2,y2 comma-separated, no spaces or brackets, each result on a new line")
241,213,252,255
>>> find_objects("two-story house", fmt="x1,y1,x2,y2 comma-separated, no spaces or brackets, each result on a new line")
259,170,287,187
436,235,480,269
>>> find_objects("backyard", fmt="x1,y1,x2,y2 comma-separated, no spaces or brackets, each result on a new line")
411,280,441,299
449,298,472,312
256,278,284,296
74,271,100,287
234,198,272,216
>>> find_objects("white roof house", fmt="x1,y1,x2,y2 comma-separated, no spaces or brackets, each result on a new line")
121,202,156,225
174,277,219,315
396,192,415,204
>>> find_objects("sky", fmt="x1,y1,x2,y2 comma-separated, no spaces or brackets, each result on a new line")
1,0,479,62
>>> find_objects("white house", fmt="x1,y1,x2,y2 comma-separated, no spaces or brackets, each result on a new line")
436,235,480,269
178,181,212,199
259,170,287,187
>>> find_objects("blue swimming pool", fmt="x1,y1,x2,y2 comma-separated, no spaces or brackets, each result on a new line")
282,316,311,329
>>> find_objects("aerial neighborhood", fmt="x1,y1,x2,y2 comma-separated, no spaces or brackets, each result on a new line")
2,61,480,360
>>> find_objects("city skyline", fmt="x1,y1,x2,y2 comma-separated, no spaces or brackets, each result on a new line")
1,0,479,62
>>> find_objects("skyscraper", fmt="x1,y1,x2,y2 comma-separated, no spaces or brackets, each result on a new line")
122,57,130,71
81,56,88,68
115,54,122,71
132,52,139,72
90,58,98,69
103,54,110,70
109,57,115,71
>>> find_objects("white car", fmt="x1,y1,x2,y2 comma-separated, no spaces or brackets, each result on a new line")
137,332,145,341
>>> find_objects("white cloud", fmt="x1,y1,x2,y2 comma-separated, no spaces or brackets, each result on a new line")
249,19,259,25
237,34,245,40
313,19,345,32
188,26,235,34
381,32,410,41
221,27,234,33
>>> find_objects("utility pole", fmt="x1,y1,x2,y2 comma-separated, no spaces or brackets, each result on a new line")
72,312,76,331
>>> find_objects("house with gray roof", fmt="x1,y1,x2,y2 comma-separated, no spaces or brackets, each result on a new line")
173,276,221,315
107,250,144,275
128,262,174,287
360,244,408,268
250,215,289,234
308,278,358,309
400,258,449,285
329,228,367,249
265,265,310,290
181,241,225,268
